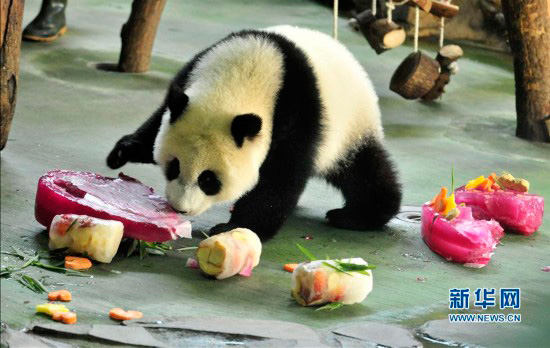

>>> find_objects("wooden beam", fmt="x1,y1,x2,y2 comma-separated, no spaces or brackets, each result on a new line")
406,0,433,13
1,0,25,150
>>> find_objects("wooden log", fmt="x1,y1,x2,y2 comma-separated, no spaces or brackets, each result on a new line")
118,0,167,73
354,9,377,38
421,71,450,101
1,0,25,150
501,0,550,143
366,19,406,54
421,45,463,101
429,1,459,18
436,44,463,69
390,51,440,100
406,0,433,13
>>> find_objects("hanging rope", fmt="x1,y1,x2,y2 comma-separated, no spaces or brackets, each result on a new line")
333,0,339,40
414,5,420,52
387,0,394,23
372,0,377,16
439,0,451,47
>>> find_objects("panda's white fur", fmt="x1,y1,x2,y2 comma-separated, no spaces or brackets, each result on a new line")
154,26,383,215
267,26,383,174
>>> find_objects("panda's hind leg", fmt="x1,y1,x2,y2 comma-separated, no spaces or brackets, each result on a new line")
324,138,402,231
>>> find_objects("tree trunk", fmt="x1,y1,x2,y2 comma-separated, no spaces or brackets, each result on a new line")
1,0,25,150
118,0,167,73
501,0,550,143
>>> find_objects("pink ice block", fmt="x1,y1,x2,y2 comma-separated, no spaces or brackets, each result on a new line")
455,186,544,235
35,170,192,242
421,204,504,267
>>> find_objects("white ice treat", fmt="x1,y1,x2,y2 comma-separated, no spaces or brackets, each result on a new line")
291,258,373,306
196,228,262,279
49,214,124,263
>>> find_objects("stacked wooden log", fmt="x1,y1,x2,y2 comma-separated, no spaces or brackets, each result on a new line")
390,45,463,100
353,9,406,54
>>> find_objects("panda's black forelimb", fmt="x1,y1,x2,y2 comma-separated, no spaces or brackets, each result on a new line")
106,104,166,169
324,138,402,231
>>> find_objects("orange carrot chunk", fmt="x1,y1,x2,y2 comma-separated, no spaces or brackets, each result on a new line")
52,311,77,324
65,256,92,270
48,290,72,302
283,263,299,273
109,308,143,321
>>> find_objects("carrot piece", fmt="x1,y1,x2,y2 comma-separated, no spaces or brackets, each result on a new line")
52,311,77,324
313,270,327,294
109,308,143,321
65,256,92,270
48,290,72,302
126,310,143,319
283,263,298,273
432,187,448,213
477,179,493,192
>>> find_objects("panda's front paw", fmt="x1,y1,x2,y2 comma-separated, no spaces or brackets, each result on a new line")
209,222,240,236
106,134,150,169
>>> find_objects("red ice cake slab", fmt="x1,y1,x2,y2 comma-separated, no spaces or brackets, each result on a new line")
35,170,192,242
421,204,504,268
455,186,544,235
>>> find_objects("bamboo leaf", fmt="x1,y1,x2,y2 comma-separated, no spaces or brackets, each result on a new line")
126,239,138,257
316,302,344,311
296,243,317,261
322,261,352,277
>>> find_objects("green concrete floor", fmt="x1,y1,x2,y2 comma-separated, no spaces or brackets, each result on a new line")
1,0,549,347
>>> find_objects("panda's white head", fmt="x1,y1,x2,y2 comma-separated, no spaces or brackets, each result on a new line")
153,84,269,216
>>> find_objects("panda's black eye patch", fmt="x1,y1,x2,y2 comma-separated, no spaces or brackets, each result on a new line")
166,158,180,181
198,170,221,196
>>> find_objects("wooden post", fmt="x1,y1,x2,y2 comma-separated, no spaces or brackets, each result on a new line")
118,0,167,73
501,0,550,143
1,0,25,150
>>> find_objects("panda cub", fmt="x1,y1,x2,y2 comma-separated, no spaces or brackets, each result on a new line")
107,25,402,241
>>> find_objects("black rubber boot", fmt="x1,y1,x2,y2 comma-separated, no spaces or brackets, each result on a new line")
23,0,68,42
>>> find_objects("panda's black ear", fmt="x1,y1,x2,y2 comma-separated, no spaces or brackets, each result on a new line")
167,84,189,124
231,114,262,147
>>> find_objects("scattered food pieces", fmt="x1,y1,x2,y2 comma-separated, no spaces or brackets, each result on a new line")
186,258,199,269
36,303,69,316
52,311,77,324
541,266,550,272
283,263,299,273
49,214,123,263
48,290,72,302
456,172,543,235
65,256,92,270
291,258,374,307
34,170,192,242
416,277,427,282
196,228,262,280
109,308,143,321
301,235,313,240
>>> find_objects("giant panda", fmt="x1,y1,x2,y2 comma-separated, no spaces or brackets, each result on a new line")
107,25,402,241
